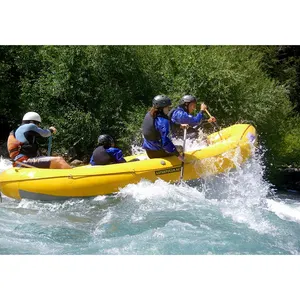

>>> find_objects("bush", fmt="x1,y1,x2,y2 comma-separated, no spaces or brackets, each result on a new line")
1,45,300,173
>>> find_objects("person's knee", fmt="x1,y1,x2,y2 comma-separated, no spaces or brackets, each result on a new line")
57,156,71,169
55,156,65,165
50,156,71,169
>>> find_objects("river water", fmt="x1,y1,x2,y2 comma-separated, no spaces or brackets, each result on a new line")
1,147,300,255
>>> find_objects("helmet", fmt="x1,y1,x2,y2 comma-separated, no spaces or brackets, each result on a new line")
22,112,42,123
97,134,114,148
152,95,172,108
179,95,197,105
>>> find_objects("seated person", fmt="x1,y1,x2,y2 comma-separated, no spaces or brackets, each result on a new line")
8,111,71,169
168,95,216,140
90,134,126,165
142,95,184,161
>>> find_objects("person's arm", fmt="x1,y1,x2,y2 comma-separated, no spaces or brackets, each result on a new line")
156,118,180,156
171,109,204,126
28,123,53,138
107,148,126,163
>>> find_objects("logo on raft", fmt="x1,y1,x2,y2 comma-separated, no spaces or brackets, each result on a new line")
155,167,181,175
247,133,256,143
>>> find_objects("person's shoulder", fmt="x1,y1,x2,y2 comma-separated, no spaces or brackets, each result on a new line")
24,123,38,129
17,123,36,131
157,116,169,126
108,147,122,152
173,107,184,114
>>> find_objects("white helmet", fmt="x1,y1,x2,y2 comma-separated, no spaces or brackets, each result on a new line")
22,112,42,123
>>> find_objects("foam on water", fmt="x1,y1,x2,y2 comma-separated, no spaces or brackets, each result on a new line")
266,199,300,223
0,156,12,172
1,144,300,254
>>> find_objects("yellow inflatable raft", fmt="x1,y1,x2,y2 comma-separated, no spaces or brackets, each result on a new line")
0,124,257,201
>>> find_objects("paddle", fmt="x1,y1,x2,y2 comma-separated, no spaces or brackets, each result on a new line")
47,135,53,156
205,109,223,140
10,159,37,168
67,137,84,160
179,126,187,183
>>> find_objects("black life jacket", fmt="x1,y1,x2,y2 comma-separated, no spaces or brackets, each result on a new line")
7,130,39,159
142,112,161,141
21,131,39,157
92,146,115,165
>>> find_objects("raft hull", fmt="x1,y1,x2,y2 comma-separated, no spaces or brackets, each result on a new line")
0,124,257,201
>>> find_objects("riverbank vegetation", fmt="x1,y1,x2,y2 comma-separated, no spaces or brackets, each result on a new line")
1,45,300,182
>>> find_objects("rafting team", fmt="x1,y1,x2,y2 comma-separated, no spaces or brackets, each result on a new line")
7,95,216,169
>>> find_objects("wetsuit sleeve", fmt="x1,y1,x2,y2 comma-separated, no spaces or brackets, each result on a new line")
156,118,179,155
107,148,126,163
27,124,52,137
171,109,204,126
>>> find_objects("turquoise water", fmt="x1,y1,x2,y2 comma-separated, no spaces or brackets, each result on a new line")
1,154,300,255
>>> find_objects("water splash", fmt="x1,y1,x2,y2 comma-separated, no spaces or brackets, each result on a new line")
1,145,300,254
266,199,300,223
131,145,146,155
0,156,12,172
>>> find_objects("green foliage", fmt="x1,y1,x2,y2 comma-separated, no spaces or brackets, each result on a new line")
1,45,300,176
0,46,24,126
270,114,300,167
117,103,148,154
257,46,300,112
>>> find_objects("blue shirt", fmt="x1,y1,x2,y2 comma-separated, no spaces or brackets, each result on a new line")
171,107,204,127
142,116,177,153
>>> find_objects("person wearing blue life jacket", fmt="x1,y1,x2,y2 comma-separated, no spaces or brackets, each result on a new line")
7,111,71,169
90,134,126,165
168,95,216,139
142,95,184,161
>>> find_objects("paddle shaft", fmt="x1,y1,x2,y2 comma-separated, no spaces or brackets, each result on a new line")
10,160,37,168
205,109,223,140
47,135,53,156
179,127,187,182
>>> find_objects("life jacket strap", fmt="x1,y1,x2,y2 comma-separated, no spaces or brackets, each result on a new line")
9,147,21,154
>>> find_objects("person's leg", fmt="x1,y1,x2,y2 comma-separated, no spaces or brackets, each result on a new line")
24,157,71,169
23,157,51,168
49,157,71,169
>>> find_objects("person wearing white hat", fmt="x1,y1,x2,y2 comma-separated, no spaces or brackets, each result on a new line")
7,112,71,169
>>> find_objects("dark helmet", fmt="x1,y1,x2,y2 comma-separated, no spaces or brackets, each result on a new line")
97,134,114,148
179,95,197,105
152,95,172,108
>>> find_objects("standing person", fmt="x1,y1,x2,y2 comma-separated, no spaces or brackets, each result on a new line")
7,112,71,169
90,134,126,165
168,95,216,139
142,95,184,161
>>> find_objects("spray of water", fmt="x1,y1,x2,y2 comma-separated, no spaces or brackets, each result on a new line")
1,141,300,254
0,156,12,172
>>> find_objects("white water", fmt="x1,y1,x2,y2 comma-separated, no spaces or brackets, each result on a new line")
1,141,300,255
